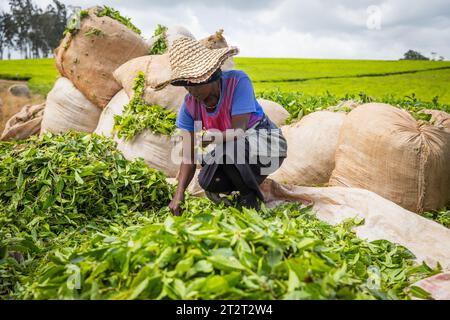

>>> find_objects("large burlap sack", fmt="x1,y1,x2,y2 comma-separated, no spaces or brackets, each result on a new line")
117,132,180,177
94,89,129,137
1,103,45,141
257,99,289,127
41,77,101,134
413,272,450,300
199,29,234,71
113,54,187,112
260,179,450,270
55,6,149,108
422,109,450,133
94,90,180,177
329,103,450,213
269,111,346,186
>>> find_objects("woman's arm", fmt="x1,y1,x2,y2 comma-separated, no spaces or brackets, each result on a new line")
169,131,196,215
202,113,251,146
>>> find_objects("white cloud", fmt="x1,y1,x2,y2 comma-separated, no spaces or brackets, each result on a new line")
3,0,450,59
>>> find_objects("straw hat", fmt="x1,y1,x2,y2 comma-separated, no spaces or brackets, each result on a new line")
152,37,239,90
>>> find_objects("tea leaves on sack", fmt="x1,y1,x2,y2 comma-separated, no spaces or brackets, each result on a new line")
149,24,168,55
113,72,177,140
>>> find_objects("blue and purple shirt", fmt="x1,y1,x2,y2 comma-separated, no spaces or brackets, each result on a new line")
176,70,265,132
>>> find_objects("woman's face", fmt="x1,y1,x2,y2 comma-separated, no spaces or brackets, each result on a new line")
185,82,216,103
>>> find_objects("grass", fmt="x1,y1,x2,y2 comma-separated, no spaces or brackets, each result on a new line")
256,90,449,124
0,58,59,96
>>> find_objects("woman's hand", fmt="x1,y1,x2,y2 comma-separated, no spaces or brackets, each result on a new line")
169,192,185,216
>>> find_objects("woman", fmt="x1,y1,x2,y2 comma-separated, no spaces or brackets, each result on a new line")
153,37,287,215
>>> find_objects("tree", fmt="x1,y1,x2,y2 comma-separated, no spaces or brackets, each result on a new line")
430,52,437,61
41,0,68,56
0,0,69,59
0,12,5,59
8,0,36,58
401,50,429,61
0,11,16,60
439,56,445,61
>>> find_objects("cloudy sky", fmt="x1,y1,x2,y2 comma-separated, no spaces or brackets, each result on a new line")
1,0,449,59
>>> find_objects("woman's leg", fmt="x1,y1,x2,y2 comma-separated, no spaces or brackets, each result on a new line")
198,165,234,194
221,164,252,195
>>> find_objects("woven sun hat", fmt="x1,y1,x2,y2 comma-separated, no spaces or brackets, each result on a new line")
151,36,239,90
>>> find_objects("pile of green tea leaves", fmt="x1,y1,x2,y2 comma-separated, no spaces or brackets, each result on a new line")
113,72,177,140
64,6,141,36
64,9,89,36
19,198,438,300
149,24,168,55
0,132,173,298
258,90,450,124
97,6,141,34
0,132,441,300
423,208,450,229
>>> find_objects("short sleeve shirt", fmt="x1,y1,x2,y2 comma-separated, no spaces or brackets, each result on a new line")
176,70,265,132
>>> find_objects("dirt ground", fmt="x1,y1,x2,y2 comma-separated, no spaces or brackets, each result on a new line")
0,80,45,134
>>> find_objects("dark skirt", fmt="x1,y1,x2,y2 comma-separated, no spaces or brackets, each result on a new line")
197,116,287,200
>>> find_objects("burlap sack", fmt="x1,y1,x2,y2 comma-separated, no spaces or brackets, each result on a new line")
422,109,450,133
113,54,187,112
329,103,450,213
1,103,45,141
114,29,236,111
41,77,101,134
55,6,149,108
94,89,181,177
94,89,129,137
269,111,346,186
260,179,450,270
118,132,180,178
166,26,195,47
199,29,234,71
257,98,289,127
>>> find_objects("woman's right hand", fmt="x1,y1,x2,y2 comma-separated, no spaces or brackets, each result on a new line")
169,192,185,216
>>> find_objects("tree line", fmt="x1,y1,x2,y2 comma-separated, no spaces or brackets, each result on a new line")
0,0,75,60
402,50,445,61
